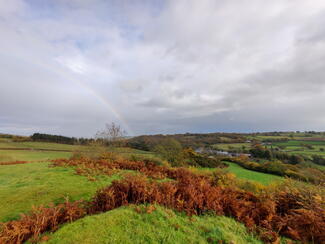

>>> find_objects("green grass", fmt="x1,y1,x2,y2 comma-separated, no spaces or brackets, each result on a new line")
273,140,325,146
0,162,120,222
268,140,325,157
224,162,282,185
0,140,82,162
249,135,290,140
44,205,262,244
212,143,251,151
0,150,72,162
0,140,159,162
0,140,84,150
197,162,282,185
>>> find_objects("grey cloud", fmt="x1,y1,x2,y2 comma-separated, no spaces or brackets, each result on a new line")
1,0,325,136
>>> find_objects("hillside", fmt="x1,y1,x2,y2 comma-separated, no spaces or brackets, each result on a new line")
0,136,324,243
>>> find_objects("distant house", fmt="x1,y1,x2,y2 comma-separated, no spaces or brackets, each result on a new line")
195,147,251,157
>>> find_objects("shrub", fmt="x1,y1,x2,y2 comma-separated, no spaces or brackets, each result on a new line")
0,201,86,244
236,180,266,194
153,139,185,166
312,155,325,166
127,154,166,166
211,169,236,187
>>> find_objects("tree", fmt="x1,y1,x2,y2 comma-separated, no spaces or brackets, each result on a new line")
95,122,126,146
312,155,325,166
154,138,184,166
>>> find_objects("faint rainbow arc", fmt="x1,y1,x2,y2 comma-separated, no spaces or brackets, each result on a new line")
5,53,134,135
71,79,134,135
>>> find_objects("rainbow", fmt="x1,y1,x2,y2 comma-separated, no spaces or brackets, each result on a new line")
72,79,134,135
5,53,133,135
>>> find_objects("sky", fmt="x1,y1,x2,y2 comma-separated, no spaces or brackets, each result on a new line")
1,0,325,137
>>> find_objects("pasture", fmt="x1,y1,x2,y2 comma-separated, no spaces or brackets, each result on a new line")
270,140,325,157
0,162,119,222
212,143,251,151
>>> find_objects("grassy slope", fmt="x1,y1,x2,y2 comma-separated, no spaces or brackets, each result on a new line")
0,139,87,150
45,205,262,244
212,140,325,156
0,139,160,162
0,162,120,222
197,162,282,185
0,150,71,162
224,162,283,185
0,139,75,162
212,142,251,150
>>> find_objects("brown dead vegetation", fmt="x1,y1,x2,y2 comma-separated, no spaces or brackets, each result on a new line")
0,161,30,166
1,157,324,244
0,201,86,244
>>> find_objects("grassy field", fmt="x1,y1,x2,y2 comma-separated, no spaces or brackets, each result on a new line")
199,162,283,185
0,139,78,162
270,140,325,157
0,139,162,163
44,205,262,244
0,139,84,150
212,143,251,151
212,138,325,158
0,150,72,162
0,162,120,222
224,162,283,185
247,132,325,141
247,135,291,140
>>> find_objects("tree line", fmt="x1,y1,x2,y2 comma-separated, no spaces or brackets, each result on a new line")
31,133,94,145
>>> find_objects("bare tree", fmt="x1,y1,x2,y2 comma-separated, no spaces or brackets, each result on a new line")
95,122,126,146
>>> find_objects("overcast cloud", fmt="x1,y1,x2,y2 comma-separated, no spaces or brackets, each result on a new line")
1,0,325,137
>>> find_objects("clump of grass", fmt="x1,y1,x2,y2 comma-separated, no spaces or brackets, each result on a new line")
44,205,263,244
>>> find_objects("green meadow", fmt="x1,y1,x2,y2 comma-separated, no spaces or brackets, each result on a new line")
0,162,120,222
224,162,283,185
198,162,283,185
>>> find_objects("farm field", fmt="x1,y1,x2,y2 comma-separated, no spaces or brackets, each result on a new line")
0,139,160,163
0,139,83,151
0,150,71,162
0,139,80,162
269,140,325,157
212,138,325,158
212,143,251,151
247,132,325,141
